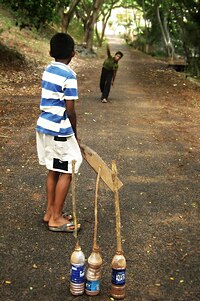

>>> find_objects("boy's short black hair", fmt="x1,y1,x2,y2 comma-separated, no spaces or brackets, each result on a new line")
50,33,75,59
115,51,123,58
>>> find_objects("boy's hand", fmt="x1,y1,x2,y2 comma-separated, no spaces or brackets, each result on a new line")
77,137,81,145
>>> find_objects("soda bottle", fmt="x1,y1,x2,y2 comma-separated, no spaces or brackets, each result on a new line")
85,245,103,295
70,244,85,296
110,250,126,299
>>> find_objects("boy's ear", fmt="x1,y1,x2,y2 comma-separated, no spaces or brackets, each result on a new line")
71,50,75,58
49,50,53,57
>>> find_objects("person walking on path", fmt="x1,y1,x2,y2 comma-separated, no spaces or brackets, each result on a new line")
36,33,82,233
100,44,123,103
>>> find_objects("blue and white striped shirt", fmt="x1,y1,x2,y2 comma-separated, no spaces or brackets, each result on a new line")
36,62,78,136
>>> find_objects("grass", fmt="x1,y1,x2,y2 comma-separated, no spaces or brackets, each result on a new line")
0,7,55,66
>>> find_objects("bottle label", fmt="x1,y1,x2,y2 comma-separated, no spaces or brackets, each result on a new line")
70,264,85,283
112,268,126,286
85,280,100,292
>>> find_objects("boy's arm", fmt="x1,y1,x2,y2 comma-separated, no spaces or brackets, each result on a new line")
66,100,77,139
106,44,111,57
112,70,117,85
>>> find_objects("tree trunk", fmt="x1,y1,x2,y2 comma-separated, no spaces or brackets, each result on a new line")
156,6,168,54
61,0,81,33
96,10,111,47
84,0,104,51
142,0,149,53
100,11,111,46
163,15,175,59
156,5,174,58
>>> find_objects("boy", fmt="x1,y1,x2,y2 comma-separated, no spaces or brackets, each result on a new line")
36,33,82,232
100,44,123,103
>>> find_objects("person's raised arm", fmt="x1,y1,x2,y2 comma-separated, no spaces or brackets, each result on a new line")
106,44,111,57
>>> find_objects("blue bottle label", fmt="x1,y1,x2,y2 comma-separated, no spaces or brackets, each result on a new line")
112,268,126,285
85,279,100,292
70,264,85,283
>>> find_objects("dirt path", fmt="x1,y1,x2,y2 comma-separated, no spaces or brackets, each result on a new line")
1,36,200,301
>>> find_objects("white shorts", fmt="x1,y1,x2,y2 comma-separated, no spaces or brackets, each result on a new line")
36,132,83,173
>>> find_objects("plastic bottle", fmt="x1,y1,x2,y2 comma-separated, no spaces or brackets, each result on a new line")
85,245,103,295
70,244,85,296
110,251,126,300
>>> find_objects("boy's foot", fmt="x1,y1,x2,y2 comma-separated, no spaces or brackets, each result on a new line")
101,98,107,103
48,215,77,228
43,212,73,223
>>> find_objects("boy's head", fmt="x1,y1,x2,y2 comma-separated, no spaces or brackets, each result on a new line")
114,51,123,62
50,33,75,60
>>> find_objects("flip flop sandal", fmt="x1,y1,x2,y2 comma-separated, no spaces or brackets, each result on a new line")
62,212,73,220
43,212,73,223
48,222,81,233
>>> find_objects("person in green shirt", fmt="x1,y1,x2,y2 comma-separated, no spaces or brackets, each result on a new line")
100,44,123,103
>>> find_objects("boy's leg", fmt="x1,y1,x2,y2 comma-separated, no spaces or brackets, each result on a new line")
103,71,113,99
48,172,73,228
43,170,59,222
100,68,106,97
40,135,82,230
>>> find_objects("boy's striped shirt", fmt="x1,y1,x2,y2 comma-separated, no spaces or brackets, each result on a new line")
36,62,78,136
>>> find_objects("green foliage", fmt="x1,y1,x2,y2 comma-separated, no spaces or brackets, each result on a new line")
132,0,200,76
68,19,84,44
1,0,200,76
0,0,68,30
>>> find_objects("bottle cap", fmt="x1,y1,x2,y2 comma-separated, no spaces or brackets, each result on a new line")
116,250,122,255
75,245,81,251
92,245,100,253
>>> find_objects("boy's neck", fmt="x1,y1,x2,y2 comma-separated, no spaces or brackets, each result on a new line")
55,58,71,65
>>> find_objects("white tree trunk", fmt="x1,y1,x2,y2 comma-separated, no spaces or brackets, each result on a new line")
156,5,174,58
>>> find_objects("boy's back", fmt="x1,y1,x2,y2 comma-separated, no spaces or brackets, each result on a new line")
36,62,78,137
